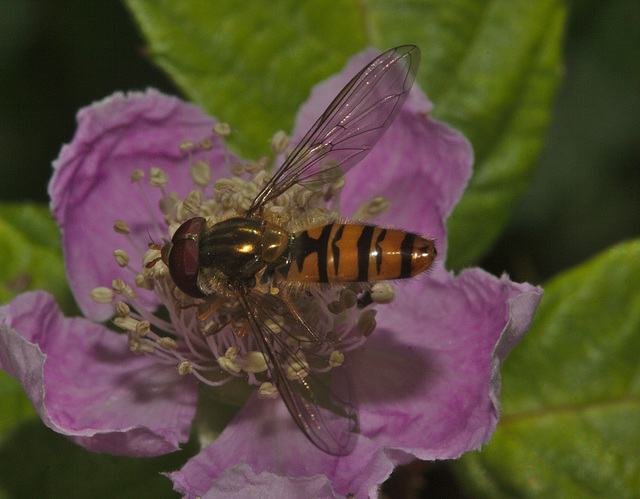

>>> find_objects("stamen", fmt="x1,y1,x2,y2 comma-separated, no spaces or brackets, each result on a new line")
190,159,211,187
242,351,268,373
130,169,145,182
368,196,390,216
113,220,130,234
136,320,151,337
179,140,197,153
112,278,137,301
148,167,169,188
113,249,129,267
258,382,278,399
271,130,289,156
340,288,357,309
356,309,377,338
212,123,231,137
90,286,114,304
115,301,131,316
230,162,245,176
102,128,392,413
177,360,194,375
329,350,344,367
371,282,396,304
157,337,178,350
327,301,345,315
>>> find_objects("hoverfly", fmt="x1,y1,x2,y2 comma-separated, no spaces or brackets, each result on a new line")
161,45,435,455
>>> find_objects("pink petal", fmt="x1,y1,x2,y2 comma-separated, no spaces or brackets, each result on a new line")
355,270,542,458
169,394,396,498
199,463,337,499
50,89,235,321
0,291,198,456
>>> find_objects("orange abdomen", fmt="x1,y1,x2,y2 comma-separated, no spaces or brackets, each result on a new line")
282,223,436,283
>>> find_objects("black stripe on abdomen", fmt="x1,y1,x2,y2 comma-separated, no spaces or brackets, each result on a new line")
315,224,334,283
331,224,345,277
374,228,387,275
356,225,375,281
399,232,415,279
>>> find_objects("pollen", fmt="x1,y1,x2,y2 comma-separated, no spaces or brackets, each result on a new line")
329,350,345,367
177,360,194,376
258,382,278,399
113,220,130,234
148,167,169,188
371,282,396,304
89,286,114,304
271,130,289,156
113,249,129,267
212,122,231,137
104,127,390,414
242,351,268,373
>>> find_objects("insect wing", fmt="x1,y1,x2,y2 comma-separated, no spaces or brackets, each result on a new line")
248,45,420,213
237,291,358,455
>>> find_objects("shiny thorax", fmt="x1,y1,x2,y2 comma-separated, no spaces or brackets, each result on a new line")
163,216,292,298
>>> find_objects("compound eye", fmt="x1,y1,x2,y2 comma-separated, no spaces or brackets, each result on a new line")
167,217,206,298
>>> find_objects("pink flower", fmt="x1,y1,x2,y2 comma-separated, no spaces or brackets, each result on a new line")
0,49,541,498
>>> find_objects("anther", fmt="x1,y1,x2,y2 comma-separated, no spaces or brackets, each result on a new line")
90,287,114,304
258,382,278,399
368,196,390,216
371,282,396,304
113,249,129,267
329,350,345,367
130,169,144,182
190,160,211,187
327,301,345,315
136,320,151,337
340,288,358,309
271,130,289,156
114,316,140,332
177,360,194,375
113,220,130,234
242,351,268,373
356,309,377,338
212,123,231,137
179,140,196,153
182,189,203,215
135,273,154,290
157,337,178,350
112,278,137,300
115,301,131,316
231,162,245,176
148,167,169,188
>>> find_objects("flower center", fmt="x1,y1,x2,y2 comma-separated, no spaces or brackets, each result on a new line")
90,125,395,402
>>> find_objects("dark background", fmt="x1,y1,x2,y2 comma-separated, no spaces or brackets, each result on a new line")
1,0,639,283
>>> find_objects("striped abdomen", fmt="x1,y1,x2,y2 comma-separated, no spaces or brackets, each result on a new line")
282,223,436,283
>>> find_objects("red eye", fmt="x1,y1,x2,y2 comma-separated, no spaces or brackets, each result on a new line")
166,217,206,298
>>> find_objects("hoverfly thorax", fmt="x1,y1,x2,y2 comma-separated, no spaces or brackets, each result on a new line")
104,45,429,456
163,215,294,297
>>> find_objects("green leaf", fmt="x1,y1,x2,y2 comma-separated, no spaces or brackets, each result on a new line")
124,0,565,265
0,421,192,498
0,372,36,443
0,203,73,313
124,0,365,157
456,240,640,497
438,1,566,269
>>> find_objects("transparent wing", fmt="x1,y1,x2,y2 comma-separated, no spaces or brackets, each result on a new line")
247,45,420,214
236,290,358,456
